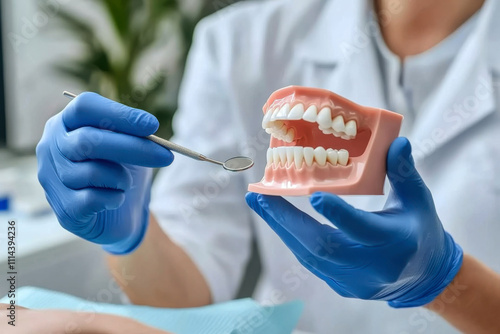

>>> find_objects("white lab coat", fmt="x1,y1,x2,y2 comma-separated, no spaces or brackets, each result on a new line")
150,0,500,333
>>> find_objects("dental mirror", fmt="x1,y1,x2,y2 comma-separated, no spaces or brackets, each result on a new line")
222,156,255,172
63,91,254,172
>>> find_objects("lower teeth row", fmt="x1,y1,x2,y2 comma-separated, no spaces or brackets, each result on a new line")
267,146,349,168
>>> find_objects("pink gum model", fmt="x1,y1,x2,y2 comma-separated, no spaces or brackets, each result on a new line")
248,86,403,196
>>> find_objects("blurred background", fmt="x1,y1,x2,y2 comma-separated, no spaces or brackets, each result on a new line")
0,0,260,304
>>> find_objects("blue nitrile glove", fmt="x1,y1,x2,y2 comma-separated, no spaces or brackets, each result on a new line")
246,137,463,308
36,92,173,255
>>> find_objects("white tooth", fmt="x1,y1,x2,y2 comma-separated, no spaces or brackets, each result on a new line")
303,105,318,122
262,110,272,129
322,128,335,134
270,107,280,121
273,148,280,166
267,148,273,166
265,128,273,134
303,147,314,166
284,128,295,143
317,107,332,128
286,147,294,166
327,149,338,165
272,121,286,137
293,147,304,168
273,120,285,129
332,115,345,133
276,104,290,119
345,120,357,138
278,147,287,166
338,149,349,166
288,104,305,120
332,130,343,138
314,147,327,166
280,129,289,141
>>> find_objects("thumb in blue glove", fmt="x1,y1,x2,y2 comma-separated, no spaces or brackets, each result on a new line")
246,137,463,307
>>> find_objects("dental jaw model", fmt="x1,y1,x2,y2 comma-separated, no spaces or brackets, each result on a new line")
248,86,403,196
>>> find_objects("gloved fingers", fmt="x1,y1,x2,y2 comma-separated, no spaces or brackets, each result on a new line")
62,92,159,136
39,163,125,229
325,279,356,298
246,193,355,264
310,192,394,246
54,156,133,191
52,188,126,238
386,137,432,208
267,218,333,282
292,242,356,298
71,188,126,219
246,193,353,277
56,126,174,167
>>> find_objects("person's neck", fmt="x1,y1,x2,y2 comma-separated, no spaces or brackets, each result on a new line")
375,0,485,60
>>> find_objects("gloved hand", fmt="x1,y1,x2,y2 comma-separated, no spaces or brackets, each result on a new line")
36,92,173,255
246,137,463,307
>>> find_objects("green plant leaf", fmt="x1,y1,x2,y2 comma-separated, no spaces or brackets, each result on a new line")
97,0,132,38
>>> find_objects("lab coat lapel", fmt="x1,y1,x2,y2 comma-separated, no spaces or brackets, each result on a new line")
296,0,387,109
409,0,498,161
326,39,387,110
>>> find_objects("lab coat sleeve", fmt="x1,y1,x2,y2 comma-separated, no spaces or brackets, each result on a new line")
150,16,253,303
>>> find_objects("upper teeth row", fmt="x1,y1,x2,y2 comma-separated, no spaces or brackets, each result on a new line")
262,104,357,141
267,146,349,168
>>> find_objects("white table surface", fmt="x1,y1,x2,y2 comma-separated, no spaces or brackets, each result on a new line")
0,211,77,263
